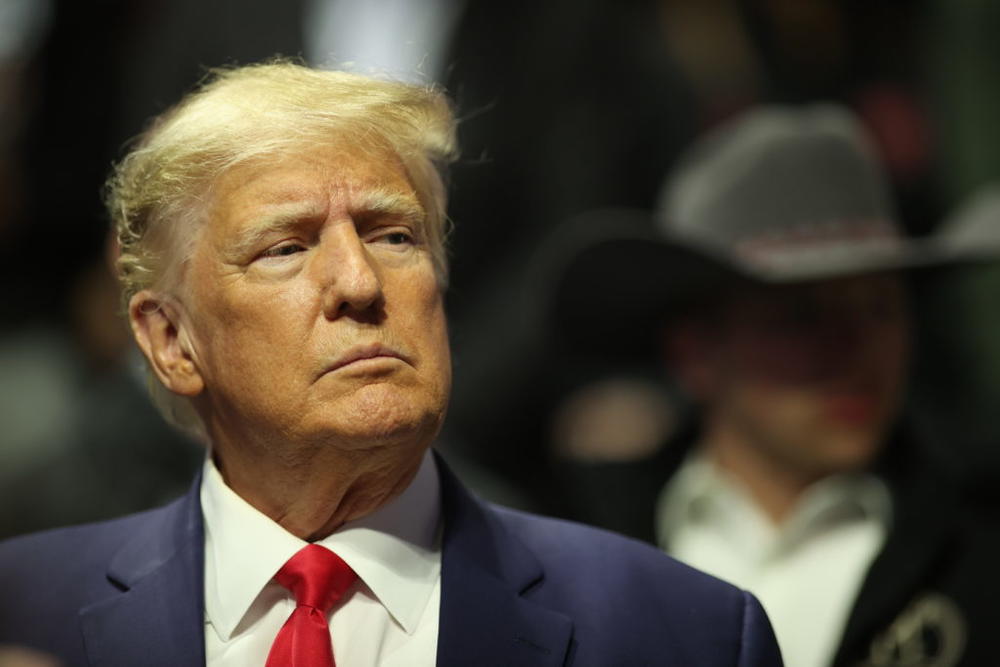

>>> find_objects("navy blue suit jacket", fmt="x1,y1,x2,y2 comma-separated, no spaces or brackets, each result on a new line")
0,459,782,666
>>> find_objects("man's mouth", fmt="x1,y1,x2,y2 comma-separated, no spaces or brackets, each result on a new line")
325,343,409,374
823,393,880,425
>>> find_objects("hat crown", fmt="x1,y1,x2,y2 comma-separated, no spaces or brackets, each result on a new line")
658,104,903,269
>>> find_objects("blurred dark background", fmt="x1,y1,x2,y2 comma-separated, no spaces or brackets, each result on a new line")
3,0,1000,535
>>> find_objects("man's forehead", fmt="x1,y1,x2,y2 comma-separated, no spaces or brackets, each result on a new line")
207,146,423,228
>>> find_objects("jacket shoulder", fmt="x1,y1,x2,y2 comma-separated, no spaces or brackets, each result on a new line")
487,504,782,666
0,502,182,649
493,504,726,580
0,502,178,577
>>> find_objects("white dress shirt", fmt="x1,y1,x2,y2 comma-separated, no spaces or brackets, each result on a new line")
201,450,442,667
656,452,891,667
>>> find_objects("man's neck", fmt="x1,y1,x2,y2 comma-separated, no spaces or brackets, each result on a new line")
699,424,823,525
210,438,427,541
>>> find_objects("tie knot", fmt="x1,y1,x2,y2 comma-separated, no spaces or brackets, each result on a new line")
274,544,357,612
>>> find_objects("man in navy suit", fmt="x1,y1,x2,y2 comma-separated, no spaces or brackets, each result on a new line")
0,61,781,666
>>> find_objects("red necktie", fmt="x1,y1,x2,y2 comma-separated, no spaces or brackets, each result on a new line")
265,544,358,667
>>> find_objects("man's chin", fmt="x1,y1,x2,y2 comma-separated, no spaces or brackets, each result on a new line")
809,432,884,476
306,399,445,452
317,422,436,451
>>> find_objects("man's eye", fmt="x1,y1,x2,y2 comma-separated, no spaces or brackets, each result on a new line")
259,243,305,259
381,232,414,245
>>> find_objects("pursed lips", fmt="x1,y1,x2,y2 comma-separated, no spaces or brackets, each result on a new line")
323,342,410,375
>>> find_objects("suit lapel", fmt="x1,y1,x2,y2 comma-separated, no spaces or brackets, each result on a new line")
435,455,573,667
79,476,206,667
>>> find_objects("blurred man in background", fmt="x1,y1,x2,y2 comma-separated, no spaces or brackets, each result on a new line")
554,105,1000,667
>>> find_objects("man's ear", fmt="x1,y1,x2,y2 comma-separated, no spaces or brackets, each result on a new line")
129,290,204,396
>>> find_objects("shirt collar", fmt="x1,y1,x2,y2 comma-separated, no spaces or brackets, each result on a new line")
657,447,892,549
656,450,727,545
201,449,441,642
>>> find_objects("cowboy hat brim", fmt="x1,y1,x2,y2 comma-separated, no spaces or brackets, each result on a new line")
548,208,965,354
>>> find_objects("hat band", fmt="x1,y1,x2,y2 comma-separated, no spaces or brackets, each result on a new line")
733,218,904,276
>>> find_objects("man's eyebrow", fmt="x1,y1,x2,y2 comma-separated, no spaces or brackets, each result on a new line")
226,202,327,259
225,188,426,259
352,186,425,225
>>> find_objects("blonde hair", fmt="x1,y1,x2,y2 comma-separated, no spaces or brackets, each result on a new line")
106,60,458,440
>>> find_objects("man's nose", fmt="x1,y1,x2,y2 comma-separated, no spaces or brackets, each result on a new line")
318,226,383,319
